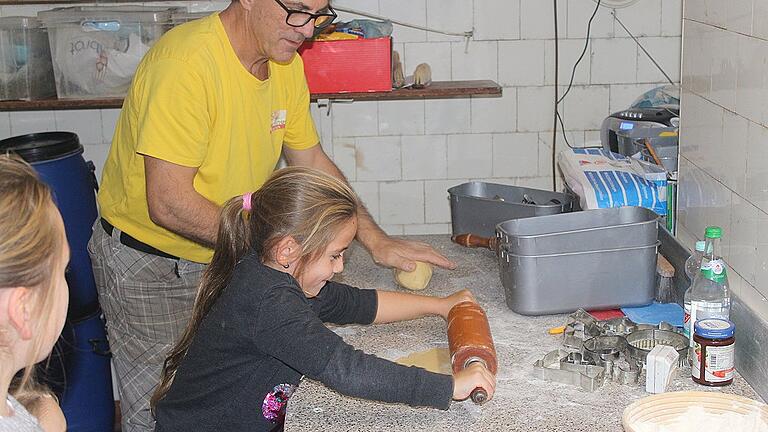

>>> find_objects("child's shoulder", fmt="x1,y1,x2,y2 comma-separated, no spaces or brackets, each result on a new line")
227,254,304,301
1,395,45,432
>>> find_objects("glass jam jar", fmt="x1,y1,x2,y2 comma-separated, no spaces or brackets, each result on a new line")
692,318,735,386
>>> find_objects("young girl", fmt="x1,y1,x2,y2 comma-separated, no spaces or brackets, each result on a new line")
0,155,70,432
152,167,496,431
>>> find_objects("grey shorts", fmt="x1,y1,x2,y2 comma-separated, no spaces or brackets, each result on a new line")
88,222,206,432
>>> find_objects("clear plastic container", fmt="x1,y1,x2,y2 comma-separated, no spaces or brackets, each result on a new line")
0,16,56,101
37,6,177,99
170,11,211,27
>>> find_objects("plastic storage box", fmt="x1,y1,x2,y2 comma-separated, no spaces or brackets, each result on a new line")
38,6,175,99
496,207,659,315
170,11,210,27
298,37,392,94
0,17,56,101
449,181,577,237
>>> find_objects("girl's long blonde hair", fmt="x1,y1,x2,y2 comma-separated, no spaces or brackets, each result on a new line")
0,154,66,388
151,167,358,411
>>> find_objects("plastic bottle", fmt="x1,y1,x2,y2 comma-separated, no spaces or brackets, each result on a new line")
687,226,731,350
682,241,707,339
685,241,707,281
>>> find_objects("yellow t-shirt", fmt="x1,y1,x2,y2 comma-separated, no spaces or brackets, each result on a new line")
98,13,319,263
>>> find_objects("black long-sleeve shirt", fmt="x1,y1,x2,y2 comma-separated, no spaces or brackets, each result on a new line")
154,251,453,432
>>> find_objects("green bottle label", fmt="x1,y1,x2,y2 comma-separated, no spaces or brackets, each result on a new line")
700,259,727,284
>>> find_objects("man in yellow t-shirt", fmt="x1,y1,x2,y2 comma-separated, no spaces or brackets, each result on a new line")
88,1,455,431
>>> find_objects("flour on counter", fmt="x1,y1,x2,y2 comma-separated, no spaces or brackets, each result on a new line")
631,406,768,432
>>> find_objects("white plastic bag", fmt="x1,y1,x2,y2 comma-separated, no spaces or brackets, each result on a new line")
558,148,667,215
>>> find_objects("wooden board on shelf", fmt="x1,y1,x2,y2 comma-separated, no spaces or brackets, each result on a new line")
0,80,502,111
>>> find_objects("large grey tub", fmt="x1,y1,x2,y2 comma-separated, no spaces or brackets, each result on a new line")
495,206,659,315
449,182,577,237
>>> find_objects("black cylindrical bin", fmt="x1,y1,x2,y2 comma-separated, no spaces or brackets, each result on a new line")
0,132,114,432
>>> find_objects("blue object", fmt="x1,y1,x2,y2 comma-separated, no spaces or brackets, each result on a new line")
0,132,114,432
46,312,115,432
619,121,634,130
0,132,100,318
621,301,684,328
694,318,735,339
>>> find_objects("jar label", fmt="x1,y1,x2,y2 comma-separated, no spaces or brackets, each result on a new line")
692,341,735,383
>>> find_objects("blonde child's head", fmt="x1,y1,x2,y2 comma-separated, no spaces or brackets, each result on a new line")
240,167,359,276
152,166,359,410
0,155,70,388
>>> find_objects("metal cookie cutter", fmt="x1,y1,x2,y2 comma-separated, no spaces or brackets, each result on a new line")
600,317,637,336
626,329,688,367
583,335,627,365
613,358,641,385
562,310,602,351
533,349,605,392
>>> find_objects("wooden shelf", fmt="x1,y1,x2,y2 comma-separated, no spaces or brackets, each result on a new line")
0,80,502,112
311,80,502,101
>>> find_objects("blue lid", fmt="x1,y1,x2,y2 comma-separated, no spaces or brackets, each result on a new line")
694,318,735,339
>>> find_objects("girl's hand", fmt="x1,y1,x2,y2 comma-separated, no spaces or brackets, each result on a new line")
439,289,477,319
452,362,496,401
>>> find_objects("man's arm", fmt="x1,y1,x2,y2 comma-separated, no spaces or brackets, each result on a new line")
144,155,220,247
283,144,456,271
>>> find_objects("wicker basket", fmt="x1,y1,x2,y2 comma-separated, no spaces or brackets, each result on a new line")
623,391,768,431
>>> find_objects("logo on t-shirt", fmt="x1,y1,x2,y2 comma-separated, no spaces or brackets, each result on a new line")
271,110,287,132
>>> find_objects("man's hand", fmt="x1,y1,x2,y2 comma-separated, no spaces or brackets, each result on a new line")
367,235,456,272
283,144,457,272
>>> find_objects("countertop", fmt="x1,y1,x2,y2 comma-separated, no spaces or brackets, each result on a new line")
285,235,761,431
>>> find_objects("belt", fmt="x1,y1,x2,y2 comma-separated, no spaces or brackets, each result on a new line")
100,218,179,260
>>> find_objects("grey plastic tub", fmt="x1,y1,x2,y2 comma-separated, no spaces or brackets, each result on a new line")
499,242,659,315
496,206,659,256
449,181,577,237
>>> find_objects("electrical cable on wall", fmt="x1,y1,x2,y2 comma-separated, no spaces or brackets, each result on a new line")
551,0,602,191
593,0,641,8
612,11,676,86
554,0,601,152
551,0,560,191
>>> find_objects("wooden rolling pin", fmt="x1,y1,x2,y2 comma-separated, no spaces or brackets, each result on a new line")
451,233,498,251
447,301,497,404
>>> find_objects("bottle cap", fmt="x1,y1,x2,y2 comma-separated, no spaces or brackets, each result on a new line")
695,241,706,252
694,318,735,339
705,226,722,239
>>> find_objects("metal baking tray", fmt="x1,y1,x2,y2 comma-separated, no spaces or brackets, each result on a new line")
496,206,659,256
448,181,577,237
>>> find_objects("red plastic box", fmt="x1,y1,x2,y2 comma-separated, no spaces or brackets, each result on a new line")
298,37,392,94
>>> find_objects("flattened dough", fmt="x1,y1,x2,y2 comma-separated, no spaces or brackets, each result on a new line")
393,261,433,290
395,347,452,375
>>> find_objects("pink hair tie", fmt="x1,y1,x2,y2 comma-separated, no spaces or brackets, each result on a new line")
242,192,253,211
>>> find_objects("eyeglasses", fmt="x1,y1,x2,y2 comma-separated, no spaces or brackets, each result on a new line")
273,0,337,29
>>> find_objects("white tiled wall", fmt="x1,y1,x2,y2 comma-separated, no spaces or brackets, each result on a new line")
1,0,682,235
677,1,768,338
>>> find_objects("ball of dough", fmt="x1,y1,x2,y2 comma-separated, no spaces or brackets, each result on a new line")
394,261,433,290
